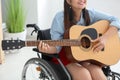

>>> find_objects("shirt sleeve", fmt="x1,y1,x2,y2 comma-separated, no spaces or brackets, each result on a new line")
50,12,64,53
89,9,120,29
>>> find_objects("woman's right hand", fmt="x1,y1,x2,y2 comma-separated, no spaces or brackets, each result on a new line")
38,41,57,54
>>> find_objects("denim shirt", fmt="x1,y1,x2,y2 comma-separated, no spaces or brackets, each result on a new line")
50,8,120,53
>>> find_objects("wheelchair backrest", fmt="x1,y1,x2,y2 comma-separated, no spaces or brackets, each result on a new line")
37,29,51,40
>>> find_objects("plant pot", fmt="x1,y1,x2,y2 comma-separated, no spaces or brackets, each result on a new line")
3,29,27,54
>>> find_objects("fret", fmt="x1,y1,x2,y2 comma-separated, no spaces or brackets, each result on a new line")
25,39,81,46
26,41,39,46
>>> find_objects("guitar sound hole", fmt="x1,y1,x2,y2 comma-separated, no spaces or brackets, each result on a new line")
81,37,91,49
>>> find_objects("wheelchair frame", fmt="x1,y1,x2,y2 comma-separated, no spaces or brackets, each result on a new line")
21,24,120,80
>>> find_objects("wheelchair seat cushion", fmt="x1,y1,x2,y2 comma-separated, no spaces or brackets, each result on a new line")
52,48,71,66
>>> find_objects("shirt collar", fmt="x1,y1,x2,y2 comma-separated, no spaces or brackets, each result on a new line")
77,12,85,25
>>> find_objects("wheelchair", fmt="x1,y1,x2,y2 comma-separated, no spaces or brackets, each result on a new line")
21,24,120,80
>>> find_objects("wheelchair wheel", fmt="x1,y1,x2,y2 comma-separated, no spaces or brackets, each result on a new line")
107,72,120,80
21,58,60,80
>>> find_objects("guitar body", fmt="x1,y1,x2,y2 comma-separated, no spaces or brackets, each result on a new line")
69,20,120,66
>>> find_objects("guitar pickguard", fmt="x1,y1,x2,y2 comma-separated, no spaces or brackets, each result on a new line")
80,28,98,40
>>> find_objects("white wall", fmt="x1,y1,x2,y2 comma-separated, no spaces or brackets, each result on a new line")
23,0,38,24
1,0,38,24
37,0,64,29
87,0,120,18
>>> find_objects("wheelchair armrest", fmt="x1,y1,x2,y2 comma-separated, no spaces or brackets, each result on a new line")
33,48,59,58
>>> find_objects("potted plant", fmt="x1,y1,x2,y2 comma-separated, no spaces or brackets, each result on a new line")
7,0,25,31
3,0,26,40
3,0,26,53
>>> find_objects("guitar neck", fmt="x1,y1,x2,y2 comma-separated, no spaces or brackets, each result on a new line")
25,39,81,47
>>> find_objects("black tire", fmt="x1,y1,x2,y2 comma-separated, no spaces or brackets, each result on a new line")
21,58,60,80
107,72,120,80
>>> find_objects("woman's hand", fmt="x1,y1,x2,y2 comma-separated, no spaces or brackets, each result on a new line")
92,26,118,53
38,41,57,54
38,41,50,53
92,36,107,53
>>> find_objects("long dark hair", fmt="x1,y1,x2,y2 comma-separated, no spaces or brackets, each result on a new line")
64,0,90,30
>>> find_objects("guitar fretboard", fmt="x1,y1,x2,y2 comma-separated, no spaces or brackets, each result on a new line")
25,39,81,46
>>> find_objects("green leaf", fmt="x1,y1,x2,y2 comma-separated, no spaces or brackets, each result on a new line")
6,0,26,33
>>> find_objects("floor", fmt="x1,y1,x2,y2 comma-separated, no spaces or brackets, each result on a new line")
0,47,38,80
0,34,120,80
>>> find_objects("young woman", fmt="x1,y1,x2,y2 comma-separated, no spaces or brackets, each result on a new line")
38,0,120,80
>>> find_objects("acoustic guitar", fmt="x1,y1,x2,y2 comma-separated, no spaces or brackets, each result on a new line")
2,20,120,66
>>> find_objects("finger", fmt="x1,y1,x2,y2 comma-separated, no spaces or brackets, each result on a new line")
41,43,48,51
93,42,101,53
45,44,50,49
42,42,45,48
38,41,43,52
93,45,104,53
44,43,48,50
92,42,101,50
39,41,42,48
91,38,99,43
41,42,45,51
